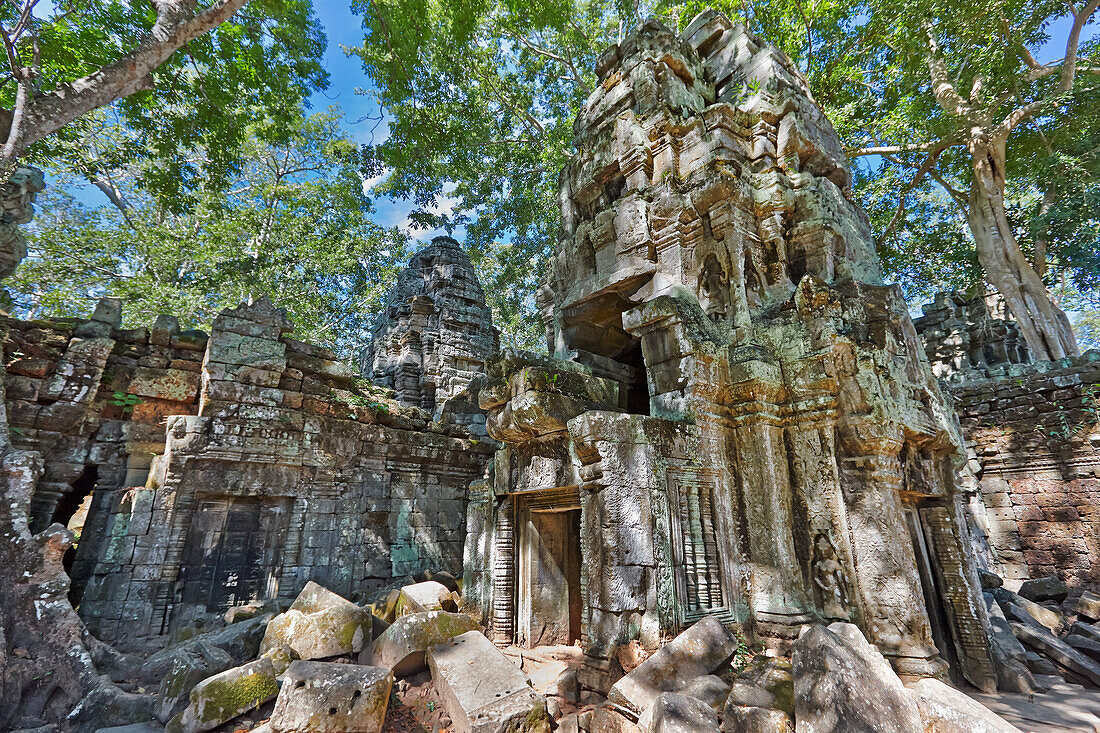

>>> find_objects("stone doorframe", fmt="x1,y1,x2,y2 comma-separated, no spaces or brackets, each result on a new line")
513,486,584,647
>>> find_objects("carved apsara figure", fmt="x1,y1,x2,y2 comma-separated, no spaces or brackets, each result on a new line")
812,534,850,621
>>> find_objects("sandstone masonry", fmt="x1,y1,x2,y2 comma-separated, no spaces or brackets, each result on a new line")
463,11,997,694
4,243,496,650
914,291,1100,596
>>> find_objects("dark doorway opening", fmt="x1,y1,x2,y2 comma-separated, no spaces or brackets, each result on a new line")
617,341,651,416
54,465,98,577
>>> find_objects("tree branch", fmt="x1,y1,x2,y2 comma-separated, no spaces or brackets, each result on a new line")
847,141,959,157
0,0,250,174
998,0,1100,134
877,148,946,239
924,22,970,117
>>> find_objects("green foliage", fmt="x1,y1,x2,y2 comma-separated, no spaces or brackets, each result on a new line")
350,0,1098,346
10,110,411,360
3,0,328,207
108,391,142,414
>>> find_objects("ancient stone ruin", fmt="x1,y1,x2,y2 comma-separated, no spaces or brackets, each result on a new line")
3,9,1100,733
361,235,498,435
2,240,498,653
464,11,996,692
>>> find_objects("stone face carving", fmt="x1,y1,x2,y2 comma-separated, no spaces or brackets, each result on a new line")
465,11,997,693
362,236,498,433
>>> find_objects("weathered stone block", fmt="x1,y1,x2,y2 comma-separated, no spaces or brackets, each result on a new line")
367,610,479,676
427,630,550,733
269,661,392,733
167,658,279,733
637,691,720,733
792,623,923,733
608,616,738,714
909,678,1020,733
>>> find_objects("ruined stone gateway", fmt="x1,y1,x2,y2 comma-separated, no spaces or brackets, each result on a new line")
462,12,997,692
15,10,1092,730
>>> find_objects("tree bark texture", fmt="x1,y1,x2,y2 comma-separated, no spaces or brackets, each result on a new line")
966,133,1079,360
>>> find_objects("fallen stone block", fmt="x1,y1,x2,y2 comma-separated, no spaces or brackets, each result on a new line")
1023,650,1060,676
637,691,720,733
792,623,923,733
608,616,739,714
1018,576,1068,604
679,675,729,710
260,582,374,661
366,610,479,676
432,570,461,593
141,615,269,684
1066,634,1100,663
983,593,1037,694
68,683,156,733
578,706,641,733
1010,621,1100,687
909,678,1021,732
269,660,392,733
1072,621,1100,644
734,656,793,717
166,658,279,733
427,629,550,733
721,704,790,733
1005,599,1063,635
1078,591,1100,622
978,570,1003,590
397,580,457,615
725,680,775,709
155,641,234,722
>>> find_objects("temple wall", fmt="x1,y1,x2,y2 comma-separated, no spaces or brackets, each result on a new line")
4,293,493,650
949,354,1100,592
912,291,1100,596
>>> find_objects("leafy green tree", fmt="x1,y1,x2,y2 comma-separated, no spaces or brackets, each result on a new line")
11,111,410,358
836,0,1099,360
0,0,327,194
350,0,1098,356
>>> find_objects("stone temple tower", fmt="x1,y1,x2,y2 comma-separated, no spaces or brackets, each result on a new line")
464,12,998,693
363,236,499,430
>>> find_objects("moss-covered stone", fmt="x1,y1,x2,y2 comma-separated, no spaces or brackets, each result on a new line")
167,658,278,733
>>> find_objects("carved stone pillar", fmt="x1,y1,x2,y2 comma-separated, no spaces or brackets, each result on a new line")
837,419,946,678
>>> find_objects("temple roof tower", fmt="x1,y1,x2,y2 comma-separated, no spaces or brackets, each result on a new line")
363,236,498,424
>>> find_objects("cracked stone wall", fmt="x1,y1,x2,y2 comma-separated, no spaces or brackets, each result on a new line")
465,12,997,693
914,293,1100,596
4,296,493,650
361,236,498,434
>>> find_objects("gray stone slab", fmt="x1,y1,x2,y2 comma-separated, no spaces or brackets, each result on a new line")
608,616,738,714
269,661,392,733
427,630,549,733
1011,621,1100,686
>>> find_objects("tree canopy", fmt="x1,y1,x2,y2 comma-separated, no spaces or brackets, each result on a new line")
1,0,327,203
349,0,1099,352
11,110,409,359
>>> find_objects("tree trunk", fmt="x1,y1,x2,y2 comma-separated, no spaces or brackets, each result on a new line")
966,133,1079,361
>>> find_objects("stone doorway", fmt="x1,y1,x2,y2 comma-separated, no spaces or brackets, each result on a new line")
516,488,583,647
905,507,963,685
175,496,289,628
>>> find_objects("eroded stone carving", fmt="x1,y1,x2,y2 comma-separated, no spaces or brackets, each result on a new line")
3,294,494,651
464,11,997,693
362,236,498,434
